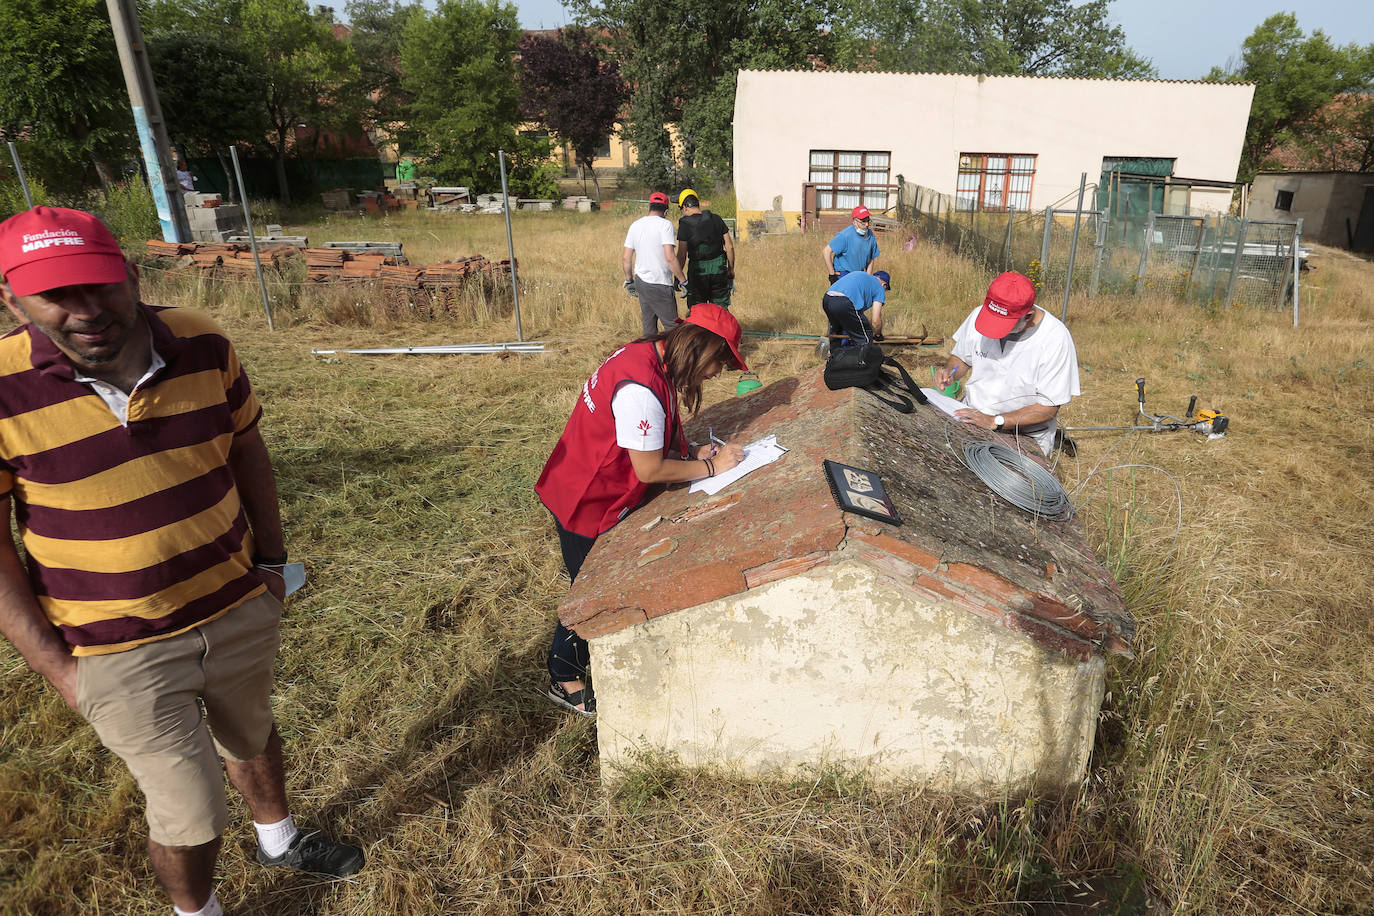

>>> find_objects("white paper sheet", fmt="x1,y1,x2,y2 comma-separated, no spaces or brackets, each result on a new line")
690,434,787,495
920,387,972,418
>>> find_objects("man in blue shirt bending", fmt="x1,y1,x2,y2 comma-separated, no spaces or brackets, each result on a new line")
822,269,890,346
823,205,880,283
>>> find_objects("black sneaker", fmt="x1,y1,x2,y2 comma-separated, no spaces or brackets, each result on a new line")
257,830,365,878
548,680,596,717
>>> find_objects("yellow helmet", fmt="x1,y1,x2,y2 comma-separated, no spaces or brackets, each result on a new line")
678,188,698,208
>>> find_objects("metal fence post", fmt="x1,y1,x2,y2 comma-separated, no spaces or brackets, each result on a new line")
7,142,33,208
1061,172,1087,321
1133,211,1156,296
1040,206,1052,283
1001,208,1015,270
1291,217,1302,326
1088,212,1106,298
1185,216,1206,302
1223,218,1250,309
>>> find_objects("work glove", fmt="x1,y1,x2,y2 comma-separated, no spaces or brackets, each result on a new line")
623,279,638,298
827,273,840,285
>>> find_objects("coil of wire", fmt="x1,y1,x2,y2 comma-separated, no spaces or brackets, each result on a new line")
961,441,1072,520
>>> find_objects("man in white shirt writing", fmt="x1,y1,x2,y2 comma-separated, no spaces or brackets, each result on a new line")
933,272,1080,455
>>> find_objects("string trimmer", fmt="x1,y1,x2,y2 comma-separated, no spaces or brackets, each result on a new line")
1063,378,1228,440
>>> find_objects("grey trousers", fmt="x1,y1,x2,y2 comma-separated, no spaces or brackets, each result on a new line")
636,280,678,336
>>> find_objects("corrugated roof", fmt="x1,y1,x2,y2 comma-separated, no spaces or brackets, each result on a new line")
737,68,1253,87
559,368,1132,660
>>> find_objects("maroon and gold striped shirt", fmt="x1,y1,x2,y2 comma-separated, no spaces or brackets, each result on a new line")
0,305,266,656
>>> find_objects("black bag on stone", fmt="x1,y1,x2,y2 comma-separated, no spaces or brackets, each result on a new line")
824,343,927,414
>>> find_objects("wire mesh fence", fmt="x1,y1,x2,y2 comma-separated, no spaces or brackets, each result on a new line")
895,181,1304,320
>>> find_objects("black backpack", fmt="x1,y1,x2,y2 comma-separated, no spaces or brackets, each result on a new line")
823,343,928,413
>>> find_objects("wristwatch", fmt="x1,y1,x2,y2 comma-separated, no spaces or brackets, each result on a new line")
993,415,1006,429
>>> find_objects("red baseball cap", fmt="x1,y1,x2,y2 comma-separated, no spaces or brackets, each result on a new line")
0,207,127,297
682,303,747,371
649,192,669,206
974,272,1037,339
851,205,871,220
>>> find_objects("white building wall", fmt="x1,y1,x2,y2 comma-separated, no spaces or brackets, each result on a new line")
733,70,1253,226
592,559,1105,791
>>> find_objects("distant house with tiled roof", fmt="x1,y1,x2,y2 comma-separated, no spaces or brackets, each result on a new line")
562,369,1133,792
731,70,1255,239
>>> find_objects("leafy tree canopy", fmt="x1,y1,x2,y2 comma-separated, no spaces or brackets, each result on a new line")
0,0,132,193
841,0,1155,78
569,0,844,185
148,30,272,158
400,0,555,195
1205,13,1374,181
518,27,626,196
343,0,423,133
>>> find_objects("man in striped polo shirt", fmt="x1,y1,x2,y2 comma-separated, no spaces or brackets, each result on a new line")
0,208,362,916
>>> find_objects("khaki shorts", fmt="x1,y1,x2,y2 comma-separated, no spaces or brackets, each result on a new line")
76,592,282,847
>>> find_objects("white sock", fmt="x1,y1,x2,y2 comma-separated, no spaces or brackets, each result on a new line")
254,814,298,858
173,891,223,916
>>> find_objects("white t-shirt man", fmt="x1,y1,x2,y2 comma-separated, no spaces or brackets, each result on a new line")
952,307,1080,454
623,214,677,286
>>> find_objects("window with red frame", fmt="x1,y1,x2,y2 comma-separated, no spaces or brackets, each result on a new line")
809,150,892,211
955,154,1036,211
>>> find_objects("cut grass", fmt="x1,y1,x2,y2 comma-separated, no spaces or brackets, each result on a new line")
0,208,1370,914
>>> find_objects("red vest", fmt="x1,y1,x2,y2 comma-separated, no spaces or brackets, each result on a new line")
536,341,687,538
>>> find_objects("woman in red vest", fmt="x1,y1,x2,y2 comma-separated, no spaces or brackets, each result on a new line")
535,304,748,715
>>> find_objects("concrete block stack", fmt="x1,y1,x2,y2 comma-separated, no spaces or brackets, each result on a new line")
184,198,247,243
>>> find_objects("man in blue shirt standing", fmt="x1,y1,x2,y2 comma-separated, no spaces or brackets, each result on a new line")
823,205,880,283
822,269,890,346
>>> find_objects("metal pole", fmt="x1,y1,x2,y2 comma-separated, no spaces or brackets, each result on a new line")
1223,218,1249,310
1001,207,1015,270
105,0,191,243
1291,217,1302,327
1088,211,1105,298
1061,172,1087,321
1185,216,1206,301
1039,206,1052,283
497,149,524,342
230,146,274,331
7,142,33,208
1133,211,1156,296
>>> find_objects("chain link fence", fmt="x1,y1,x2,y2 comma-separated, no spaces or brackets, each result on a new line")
896,181,1304,321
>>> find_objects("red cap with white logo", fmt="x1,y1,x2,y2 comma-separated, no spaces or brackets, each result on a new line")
974,272,1037,339
0,207,127,297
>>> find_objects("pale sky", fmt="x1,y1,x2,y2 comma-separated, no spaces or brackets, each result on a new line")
325,0,1374,82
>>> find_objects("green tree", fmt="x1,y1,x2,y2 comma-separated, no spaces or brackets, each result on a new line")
1205,14,1374,181
398,0,529,191
843,0,1154,78
518,26,626,200
239,0,360,201
343,0,422,136
0,0,132,195
570,0,844,185
148,30,272,196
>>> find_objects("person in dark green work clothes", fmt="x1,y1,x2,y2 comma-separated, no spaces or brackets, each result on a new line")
675,188,735,310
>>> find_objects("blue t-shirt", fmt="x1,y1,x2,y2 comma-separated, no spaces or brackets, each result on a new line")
828,225,880,273
826,271,886,311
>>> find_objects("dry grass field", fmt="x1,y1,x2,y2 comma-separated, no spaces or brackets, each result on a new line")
1,206,1371,915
